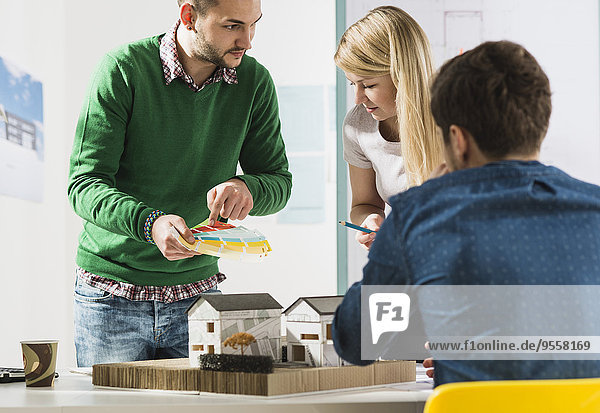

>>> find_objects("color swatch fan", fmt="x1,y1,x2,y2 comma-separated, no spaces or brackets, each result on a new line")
176,219,271,262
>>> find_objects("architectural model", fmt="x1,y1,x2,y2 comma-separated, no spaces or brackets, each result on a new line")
284,296,347,367
95,295,417,396
186,293,282,367
187,293,347,368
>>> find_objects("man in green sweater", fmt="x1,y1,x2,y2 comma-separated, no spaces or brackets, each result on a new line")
68,0,292,367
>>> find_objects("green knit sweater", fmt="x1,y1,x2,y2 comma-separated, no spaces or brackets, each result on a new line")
68,35,292,286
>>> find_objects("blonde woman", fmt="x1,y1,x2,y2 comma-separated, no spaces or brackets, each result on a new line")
336,6,444,248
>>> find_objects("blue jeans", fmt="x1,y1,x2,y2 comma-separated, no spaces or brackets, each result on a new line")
73,276,220,367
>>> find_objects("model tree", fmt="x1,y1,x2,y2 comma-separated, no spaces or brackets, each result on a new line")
223,332,256,356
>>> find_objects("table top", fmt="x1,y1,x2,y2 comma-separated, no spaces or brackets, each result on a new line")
0,367,433,413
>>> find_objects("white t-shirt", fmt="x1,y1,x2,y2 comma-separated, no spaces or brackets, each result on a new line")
342,104,407,203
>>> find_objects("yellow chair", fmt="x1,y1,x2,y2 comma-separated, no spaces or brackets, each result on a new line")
424,378,600,413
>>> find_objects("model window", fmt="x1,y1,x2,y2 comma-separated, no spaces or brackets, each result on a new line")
326,324,332,340
301,333,319,340
207,322,215,333
192,344,204,351
208,345,215,354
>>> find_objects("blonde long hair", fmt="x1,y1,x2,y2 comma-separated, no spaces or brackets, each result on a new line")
335,6,444,187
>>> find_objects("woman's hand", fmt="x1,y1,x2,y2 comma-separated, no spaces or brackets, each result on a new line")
356,214,384,250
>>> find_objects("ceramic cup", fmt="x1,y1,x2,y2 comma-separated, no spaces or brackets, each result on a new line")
20,340,58,387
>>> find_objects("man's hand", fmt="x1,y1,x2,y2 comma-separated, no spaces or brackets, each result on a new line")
356,213,384,250
206,178,253,225
423,357,434,379
151,214,201,261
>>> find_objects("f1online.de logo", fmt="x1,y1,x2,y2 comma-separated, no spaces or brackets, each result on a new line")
369,293,411,344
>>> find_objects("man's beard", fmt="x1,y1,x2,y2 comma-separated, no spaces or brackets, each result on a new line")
192,31,244,68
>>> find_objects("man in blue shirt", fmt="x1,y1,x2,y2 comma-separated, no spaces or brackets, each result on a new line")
332,40,600,386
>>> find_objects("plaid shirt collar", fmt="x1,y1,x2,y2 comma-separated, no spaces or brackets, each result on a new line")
159,20,238,92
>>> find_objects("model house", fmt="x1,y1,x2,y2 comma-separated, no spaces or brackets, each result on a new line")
186,293,283,367
284,296,346,367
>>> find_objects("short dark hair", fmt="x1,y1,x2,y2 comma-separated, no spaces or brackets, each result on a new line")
177,0,219,16
430,41,552,158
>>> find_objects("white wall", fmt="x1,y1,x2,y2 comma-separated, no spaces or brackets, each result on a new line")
0,0,337,369
0,0,72,370
0,0,175,370
345,0,600,286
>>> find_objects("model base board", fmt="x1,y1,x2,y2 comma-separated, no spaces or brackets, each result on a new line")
92,358,416,396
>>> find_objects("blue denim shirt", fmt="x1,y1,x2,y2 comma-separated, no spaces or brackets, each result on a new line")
333,161,600,386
